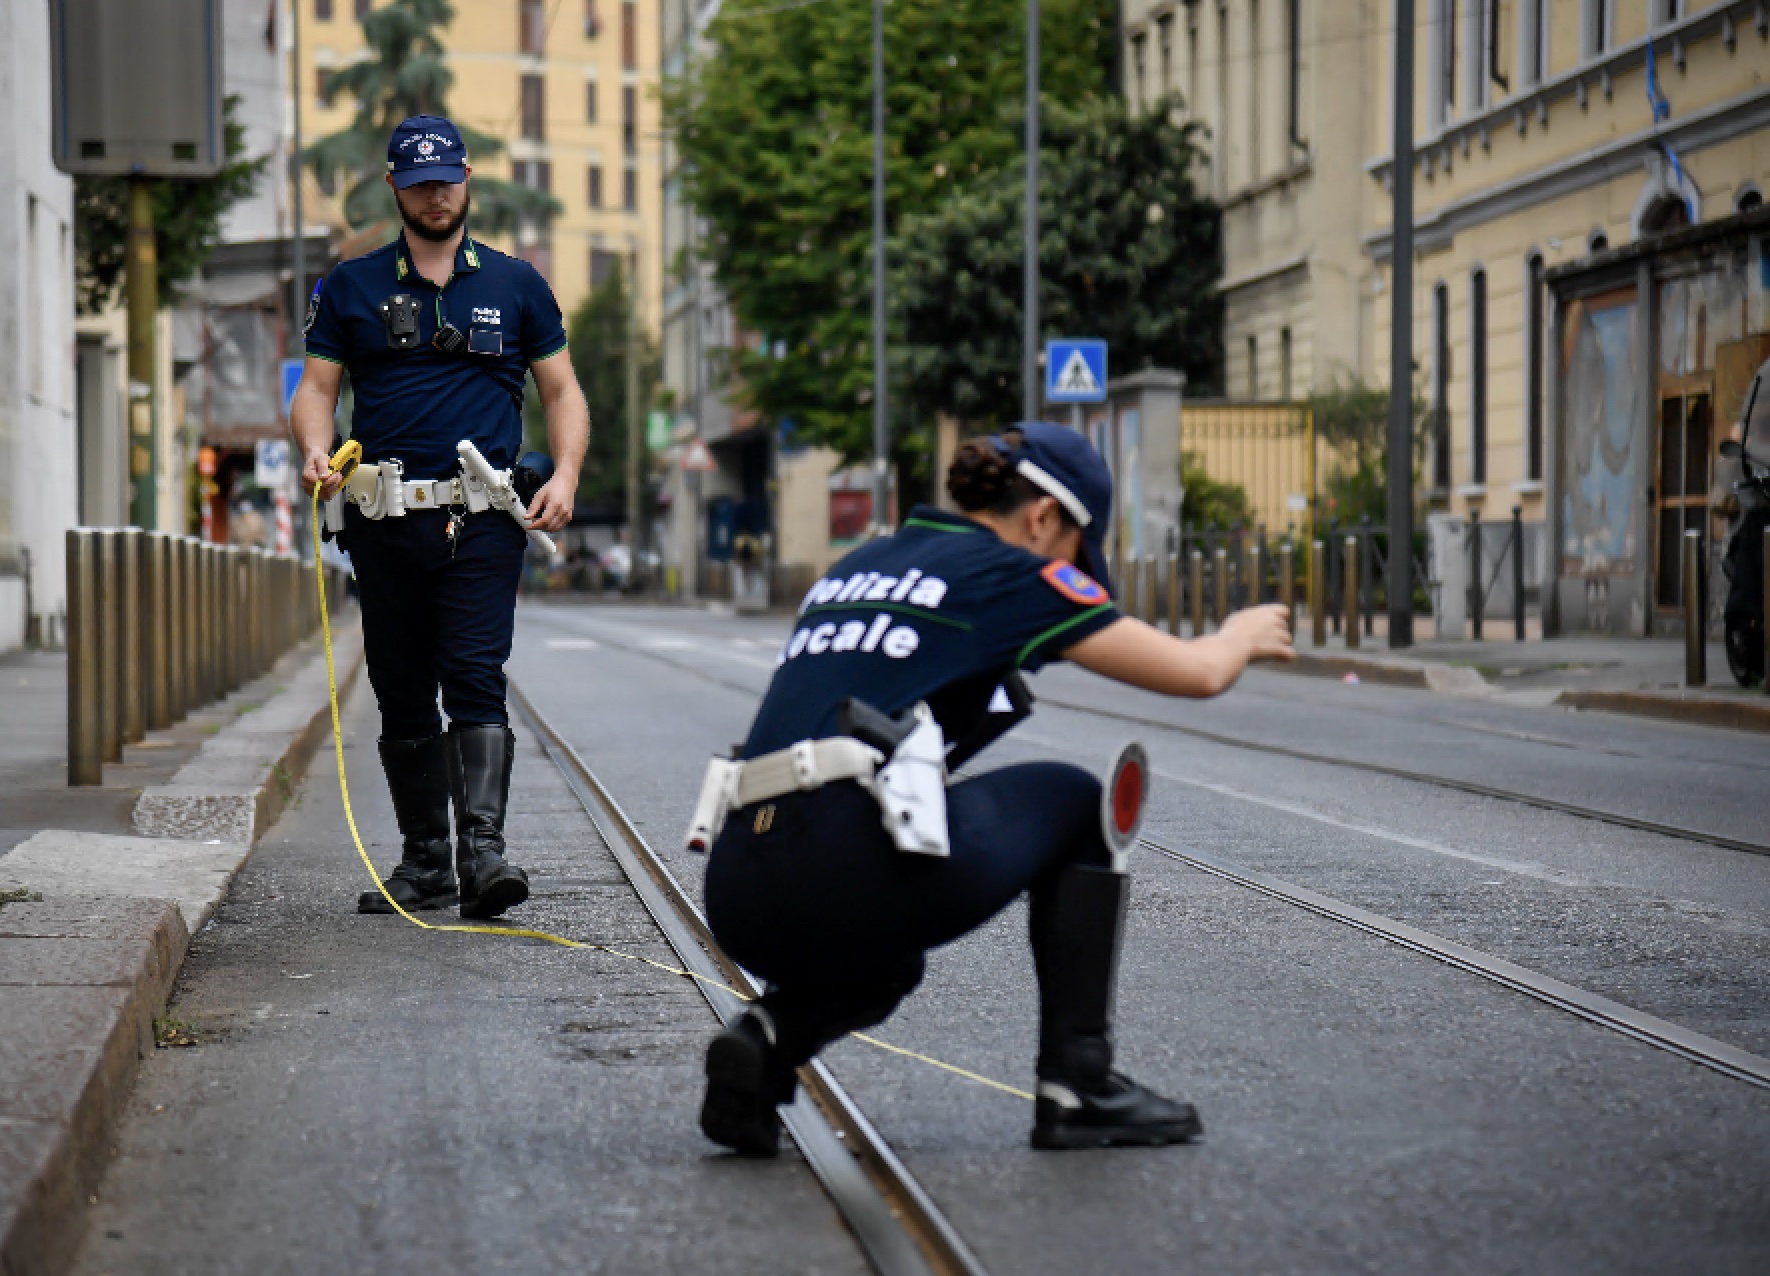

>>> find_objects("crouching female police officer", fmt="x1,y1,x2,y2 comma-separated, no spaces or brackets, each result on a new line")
292,115,588,921
695,423,1293,1155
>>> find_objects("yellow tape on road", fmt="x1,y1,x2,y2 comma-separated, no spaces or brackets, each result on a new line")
309,468,1032,1104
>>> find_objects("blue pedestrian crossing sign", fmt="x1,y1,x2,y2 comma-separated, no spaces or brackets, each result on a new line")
1045,338,1108,404
280,357,304,419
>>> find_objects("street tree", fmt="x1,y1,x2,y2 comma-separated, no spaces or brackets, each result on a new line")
1307,373,1429,524
74,96,266,315
663,0,1116,462
895,94,1223,429
305,0,557,235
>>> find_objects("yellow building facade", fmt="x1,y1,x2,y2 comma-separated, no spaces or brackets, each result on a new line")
1128,0,1770,631
297,0,663,329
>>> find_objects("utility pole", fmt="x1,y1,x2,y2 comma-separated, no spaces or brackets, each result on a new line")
1387,0,1416,648
291,0,306,356
1022,0,1040,423
626,265,644,568
126,179,158,529
870,0,890,530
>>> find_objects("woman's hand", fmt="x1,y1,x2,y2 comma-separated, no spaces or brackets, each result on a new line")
1221,604,1296,664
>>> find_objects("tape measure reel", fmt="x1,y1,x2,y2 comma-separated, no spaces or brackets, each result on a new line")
1101,741,1149,871
329,439,363,481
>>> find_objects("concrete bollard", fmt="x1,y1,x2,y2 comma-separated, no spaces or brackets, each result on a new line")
1344,536,1361,651
1310,540,1327,648
1683,529,1705,687
66,530,103,786
119,528,145,744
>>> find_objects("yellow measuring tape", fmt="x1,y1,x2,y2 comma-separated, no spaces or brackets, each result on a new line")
309,448,1031,1103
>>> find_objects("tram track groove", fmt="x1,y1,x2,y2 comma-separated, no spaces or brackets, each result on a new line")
1039,696,1770,859
510,681,989,1276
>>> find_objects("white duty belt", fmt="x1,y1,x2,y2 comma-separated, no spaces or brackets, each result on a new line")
322,457,496,532
683,706,953,859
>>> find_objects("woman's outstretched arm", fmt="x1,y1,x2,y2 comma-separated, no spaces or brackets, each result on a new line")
1063,605,1295,698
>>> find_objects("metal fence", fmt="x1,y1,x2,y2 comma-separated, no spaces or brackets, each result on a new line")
65,528,348,786
1181,402,1319,537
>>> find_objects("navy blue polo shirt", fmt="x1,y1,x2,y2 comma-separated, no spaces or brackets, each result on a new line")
742,506,1123,758
304,231,568,477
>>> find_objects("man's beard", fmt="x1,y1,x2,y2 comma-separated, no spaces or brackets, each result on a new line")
399,188,471,242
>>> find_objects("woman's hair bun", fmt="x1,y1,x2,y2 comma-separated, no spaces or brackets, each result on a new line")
946,437,1013,511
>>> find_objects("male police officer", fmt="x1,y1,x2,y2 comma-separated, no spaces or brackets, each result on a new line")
291,115,589,920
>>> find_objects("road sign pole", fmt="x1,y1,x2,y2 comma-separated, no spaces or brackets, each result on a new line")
871,0,890,529
1022,0,1040,423
1387,0,1416,648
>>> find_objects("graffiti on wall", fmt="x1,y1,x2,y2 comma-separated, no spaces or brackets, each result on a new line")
1560,288,1640,579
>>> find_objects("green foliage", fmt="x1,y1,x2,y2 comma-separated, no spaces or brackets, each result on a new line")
74,97,267,315
1307,373,1430,525
524,263,660,518
896,94,1222,429
305,0,558,235
663,0,1116,461
1180,451,1253,529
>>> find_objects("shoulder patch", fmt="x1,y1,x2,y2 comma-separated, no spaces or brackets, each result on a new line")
302,278,322,335
1040,560,1108,606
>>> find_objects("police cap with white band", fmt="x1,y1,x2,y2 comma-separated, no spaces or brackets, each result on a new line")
387,114,468,188
994,422,1117,597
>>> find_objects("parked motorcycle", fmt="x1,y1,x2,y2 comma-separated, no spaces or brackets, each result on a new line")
1719,359,1770,687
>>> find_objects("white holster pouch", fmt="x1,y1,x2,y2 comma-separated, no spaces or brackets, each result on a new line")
868,703,951,857
322,454,501,528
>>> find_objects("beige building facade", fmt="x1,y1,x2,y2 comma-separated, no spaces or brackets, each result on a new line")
298,0,664,328
1128,0,1770,631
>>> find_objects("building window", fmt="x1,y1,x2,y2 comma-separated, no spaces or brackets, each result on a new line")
1286,0,1300,149
1187,13,1200,116
1131,35,1146,112
586,80,598,123
1248,0,1262,179
588,165,603,208
1582,0,1610,59
355,0,371,18
1157,15,1172,98
591,248,622,290
623,164,638,211
1280,327,1293,400
1656,0,1681,26
622,85,637,155
520,0,546,54
316,67,336,108
513,159,552,193
1246,334,1258,399
1432,282,1452,493
1519,0,1546,87
1439,0,1458,126
521,74,545,140
621,0,637,69
315,0,333,20
585,0,600,38
1215,3,1229,193
1470,268,1488,486
1467,0,1493,113
1525,254,1544,483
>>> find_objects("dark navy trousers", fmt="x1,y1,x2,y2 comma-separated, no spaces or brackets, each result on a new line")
704,760,1112,1067
344,504,528,740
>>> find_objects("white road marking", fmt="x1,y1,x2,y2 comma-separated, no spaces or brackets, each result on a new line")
545,638,599,650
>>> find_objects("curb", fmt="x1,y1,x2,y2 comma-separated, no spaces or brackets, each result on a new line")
1283,650,1491,696
1556,688,1770,735
0,620,362,1276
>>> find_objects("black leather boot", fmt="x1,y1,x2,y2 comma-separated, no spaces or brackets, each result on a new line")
700,1007,796,1157
447,725,531,920
358,736,458,914
1028,864,1202,1150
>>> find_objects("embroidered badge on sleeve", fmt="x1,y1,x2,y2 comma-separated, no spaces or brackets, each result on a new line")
1040,560,1109,606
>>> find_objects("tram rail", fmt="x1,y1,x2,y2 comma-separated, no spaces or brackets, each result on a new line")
510,681,988,1276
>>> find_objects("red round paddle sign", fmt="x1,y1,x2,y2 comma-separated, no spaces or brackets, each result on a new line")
1112,758,1144,835
1100,741,1149,857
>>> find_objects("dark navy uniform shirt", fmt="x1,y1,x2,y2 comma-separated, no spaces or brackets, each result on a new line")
304,231,568,477
743,506,1122,758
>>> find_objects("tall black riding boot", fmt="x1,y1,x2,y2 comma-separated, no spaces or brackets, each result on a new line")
447,725,531,920
1028,863,1202,1150
358,736,458,914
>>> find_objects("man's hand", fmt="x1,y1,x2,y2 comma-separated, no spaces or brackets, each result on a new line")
301,446,345,499
526,472,576,533
1221,603,1296,663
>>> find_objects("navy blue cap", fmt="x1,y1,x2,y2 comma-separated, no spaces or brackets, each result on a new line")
387,115,468,188
1001,421,1117,596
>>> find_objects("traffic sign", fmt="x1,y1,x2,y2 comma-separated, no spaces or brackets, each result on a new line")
1045,338,1108,404
280,358,304,420
255,439,291,489
680,438,717,472
646,410,673,452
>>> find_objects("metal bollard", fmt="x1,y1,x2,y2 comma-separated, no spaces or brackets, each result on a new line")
1247,542,1264,607
66,530,103,785
1213,548,1229,627
1344,536,1361,651
96,530,122,763
1512,505,1526,642
1359,518,1375,638
1683,529,1705,687
224,547,243,694
1142,556,1157,625
1469,509,1484,641
1278,542,1295,628
202,544,220,705
1310,540,1327,647
144,533,172,730
1189,550,1204,636
119,528,145,743
181,539,201,714
1166,551,1181,635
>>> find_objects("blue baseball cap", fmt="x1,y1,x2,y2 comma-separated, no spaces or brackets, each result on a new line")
387,115,467,188
1002,421,1117,596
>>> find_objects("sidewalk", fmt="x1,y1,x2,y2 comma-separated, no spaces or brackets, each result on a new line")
0,622,363,1275
1274,621,1770,732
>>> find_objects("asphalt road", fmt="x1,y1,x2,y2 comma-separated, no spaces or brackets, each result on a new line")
74,600,1770,1274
